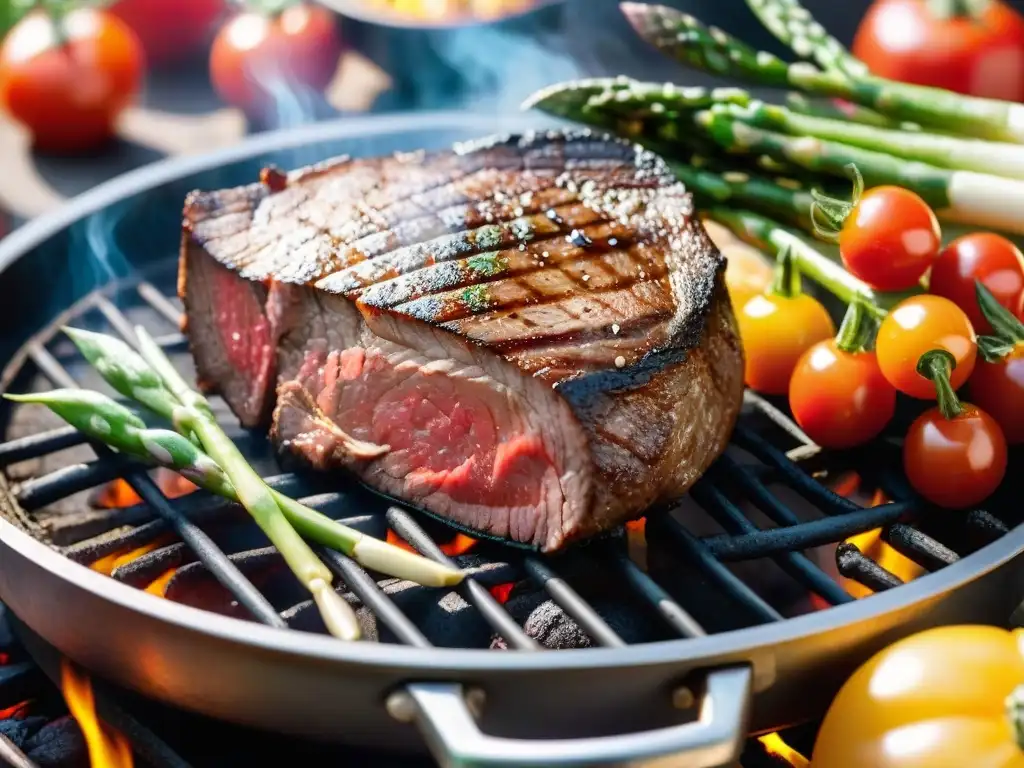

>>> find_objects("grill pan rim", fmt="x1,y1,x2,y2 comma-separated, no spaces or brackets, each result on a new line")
0,111,1021,672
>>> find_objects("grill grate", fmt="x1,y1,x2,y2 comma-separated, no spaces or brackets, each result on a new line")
0,261,1021,765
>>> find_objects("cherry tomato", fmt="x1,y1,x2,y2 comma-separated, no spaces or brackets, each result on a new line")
838,186,941,291
0,9,145,153
875,295,977,399
970,347,1024,444
903,403,1007,508
789,341,896,449
109,0,225,67
722,241,773,308
812,625,1024,768
929,232,1024,334
853,0,1024,101
736,292,836,395
210,4,343,119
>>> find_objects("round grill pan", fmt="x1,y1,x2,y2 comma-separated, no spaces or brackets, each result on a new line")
0,113,1021,768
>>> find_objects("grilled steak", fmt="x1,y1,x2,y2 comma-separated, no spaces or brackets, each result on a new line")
180,131,744,552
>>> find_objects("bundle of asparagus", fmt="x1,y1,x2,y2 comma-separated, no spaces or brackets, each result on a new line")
524,0,1024,258
6,328,464,642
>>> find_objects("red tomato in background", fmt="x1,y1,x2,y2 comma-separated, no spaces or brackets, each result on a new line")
210,3,342,119
929,233,1024,334
109,0,226,66
0,9,144,153
852,0,1024,101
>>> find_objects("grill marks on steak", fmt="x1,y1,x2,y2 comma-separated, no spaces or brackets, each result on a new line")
181,131,744,551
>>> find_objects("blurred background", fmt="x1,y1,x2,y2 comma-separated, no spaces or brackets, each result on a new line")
2,0,1024,229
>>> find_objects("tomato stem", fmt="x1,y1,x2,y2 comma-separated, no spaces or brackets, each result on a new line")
835,299,878,354
917,349,963,420
1007,684,1024,752
809,164,863,245
928,0,991,20
976,281,1024,363
768,244,801,298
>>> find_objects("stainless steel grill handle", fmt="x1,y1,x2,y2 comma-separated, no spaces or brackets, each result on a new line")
396,665,753,768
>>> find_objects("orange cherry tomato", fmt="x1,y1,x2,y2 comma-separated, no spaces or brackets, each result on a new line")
838,186,941,292
903,403,1007,508
0,9,145,153
852,0,1024,101
812,625,1024,768
929,233,1024,335
736,292,836,395
722,241,773,308
970,347,1024,444
875,295,977,399
789,341,896,449
210,3,342,120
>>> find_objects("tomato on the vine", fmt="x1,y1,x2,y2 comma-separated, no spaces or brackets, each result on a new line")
929,232,1024,334
875,295,977,399
904,403,1007,508
210,3,343,120
852,0,1024,101
109,0,225,66
0,8,145,153
971,351,1024,444
736,247,835,396
837,186,941,291
789,301,896,449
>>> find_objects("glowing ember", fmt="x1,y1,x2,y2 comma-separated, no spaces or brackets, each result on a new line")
488,582,515,604
758,733,809,767
90,535,173,577
625,517,647,570
60,659,133,768
92,469,197,509
0,701,30,719
385,529,478,557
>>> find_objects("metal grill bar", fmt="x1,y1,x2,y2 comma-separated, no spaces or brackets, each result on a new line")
0,427,86,468
615,552,706,638
836,542,903,592
16,455,138,511
25,345,287,629
386,507,540,651
137,281,185,326
0,734,35,768
883,524,958,571
523,557,627,648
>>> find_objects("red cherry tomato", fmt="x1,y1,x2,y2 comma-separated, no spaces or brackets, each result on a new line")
109,0,225,66
789,341,896,449
838,186,941,292
0,9,145,153
853,0,1024,101
929,233,1024,335
970,348,1024,444
736,292,836,395
210,4,342,119
876,295,977,399
903,404,1007,508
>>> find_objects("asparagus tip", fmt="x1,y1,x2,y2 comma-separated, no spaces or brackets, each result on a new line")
310,578,362,641
351,536,465,587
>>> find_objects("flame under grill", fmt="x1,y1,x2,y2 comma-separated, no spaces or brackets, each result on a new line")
0,258,1020,766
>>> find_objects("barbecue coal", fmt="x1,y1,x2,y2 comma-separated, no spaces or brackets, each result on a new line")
181,130,744,552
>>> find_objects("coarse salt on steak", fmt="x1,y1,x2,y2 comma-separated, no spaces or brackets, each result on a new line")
180,131,744,552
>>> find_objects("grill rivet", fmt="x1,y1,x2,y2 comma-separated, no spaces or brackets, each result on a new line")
672,686,696,710
385,691,416,723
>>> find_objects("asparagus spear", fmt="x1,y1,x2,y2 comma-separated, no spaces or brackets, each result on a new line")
620,2,1024,143
5,386,459,590
696,107,1024,235
731,100,1024,179
784,93,911,131
743,0,867,77
704,207,909,316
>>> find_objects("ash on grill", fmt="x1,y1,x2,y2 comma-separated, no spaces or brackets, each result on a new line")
1,260,1021,764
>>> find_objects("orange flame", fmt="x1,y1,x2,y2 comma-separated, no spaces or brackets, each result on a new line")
385,529,478,557
0,701,30,719
758,733,810,767
60,659,133,768
488,582,515,604
93,469,197,509
144,569,177,597
90,534,174,577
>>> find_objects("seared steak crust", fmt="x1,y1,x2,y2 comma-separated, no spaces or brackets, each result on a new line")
180,131,744,551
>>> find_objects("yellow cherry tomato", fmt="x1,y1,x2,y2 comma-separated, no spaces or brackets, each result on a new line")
736,291,836,395
723,241,774,307
812,625,1024,768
